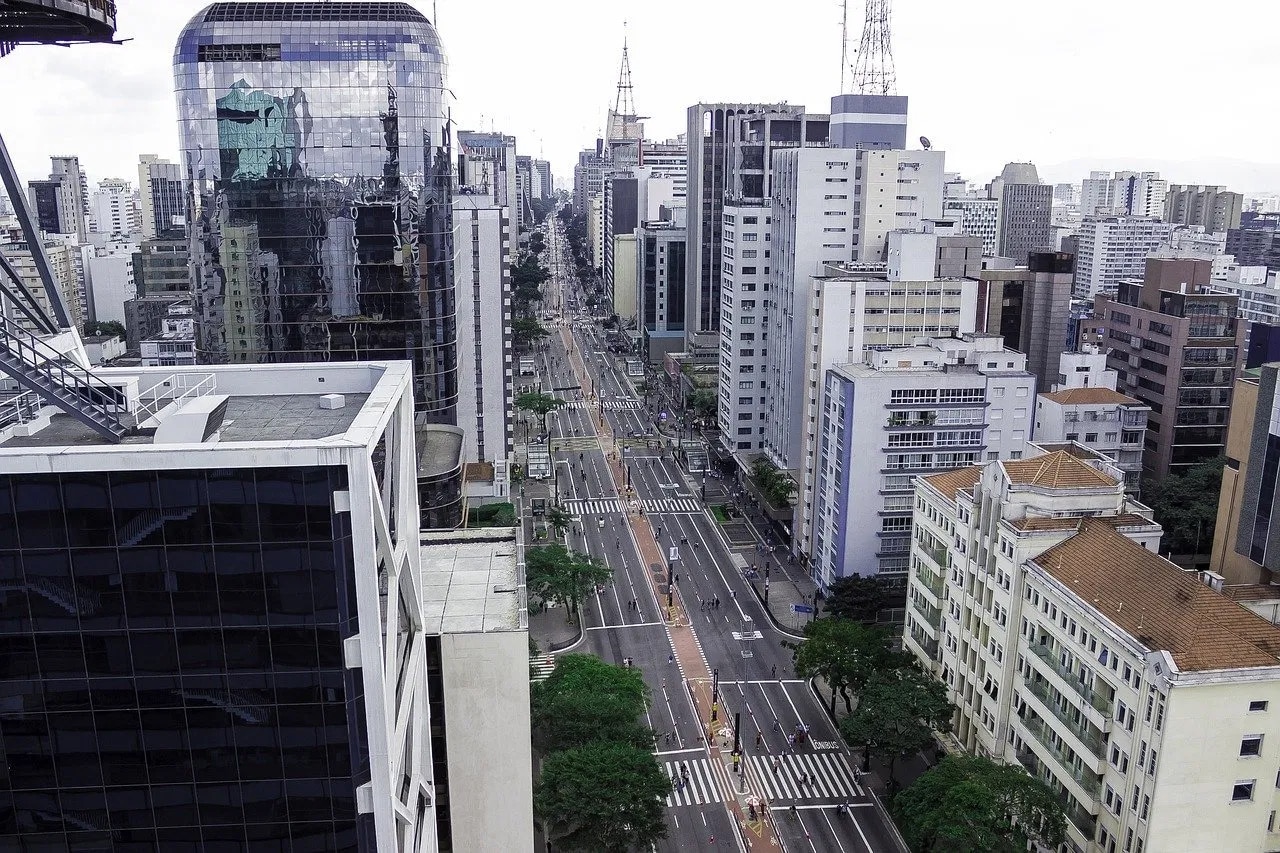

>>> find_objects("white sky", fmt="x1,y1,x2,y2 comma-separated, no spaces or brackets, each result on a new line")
1,0,1276,193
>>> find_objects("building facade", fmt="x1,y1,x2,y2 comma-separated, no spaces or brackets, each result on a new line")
0,360,439,852
976,252,1075,391
174,1,458,422
89,178,139,239
810,335,1034,586
637,216,687,363
132,233,191,297
1165,184,1243,232
138,155,186,239
1072,217,1174,300
716,203,770,452
942,196,999,256
1034,387,1149,492
1080,170,1168,218
996,164,1053,264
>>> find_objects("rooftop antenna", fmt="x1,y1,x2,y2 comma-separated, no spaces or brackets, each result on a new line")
850,0,897,95
614,21,637,120
840,0,849,94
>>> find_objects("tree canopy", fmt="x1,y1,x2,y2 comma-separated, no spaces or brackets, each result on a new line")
786,617,899,715
516,391,565,433
525,543,612,619
892,755,1067,852
531,653,651,752
839,666,953,785
751,457,794,509
535,740,670,852
825,573,897,625
1142,456,1224,556
687,388,717,422
83,319,126,339
545,505,575,537
513,316,550,350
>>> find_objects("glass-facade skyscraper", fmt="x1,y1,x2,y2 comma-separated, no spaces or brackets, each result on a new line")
174,1,458,423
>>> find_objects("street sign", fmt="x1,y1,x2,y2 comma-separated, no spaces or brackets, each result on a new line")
790,603,815,614
668,546,679,562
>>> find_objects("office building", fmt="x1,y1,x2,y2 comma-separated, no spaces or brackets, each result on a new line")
175,1,458,424
532,159,553,201
1227,213,1280,272
1079,170,1168,218
640,137,688,201
995,163,1052,264
452,195,513,498
27,155,88,241
1072,217,1175,300
88,178,139,239
908,451,1280,853
1210,363,1272,585
83,240,137,323
976,252,1075,391
637,212,687,362
125,294,186,350
138,155,186,239
131,233,190,297
457,131,520,230
588,194,604,271
723,109,829,208
809,334,1033,586
943,196,999,256
515,154,533,224
139,299,196,366
572,146,605,215
856,148,946,263
0,359,438,851
1096,258,1243,481
828,92,908,150
1165,184,1243,232
684,102,794,351
716,203,771,453
603,173,638,315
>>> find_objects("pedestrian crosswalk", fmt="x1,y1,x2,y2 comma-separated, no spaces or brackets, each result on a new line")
662,758,724,807
529,654,556,682
603,399,644,411
563,498,625,516
551,437,600,451
642,497,702,514
748,752,863,802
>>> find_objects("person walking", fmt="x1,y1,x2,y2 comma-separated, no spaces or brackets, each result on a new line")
771,664,777,679
755,731,763,749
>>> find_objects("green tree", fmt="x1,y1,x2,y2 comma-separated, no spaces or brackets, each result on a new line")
1142,457,1224,556
516,391,565,434
535,740,670,852
83,320,126,339
839,667,953,785
525,544,612,620
751,457,794,509
892,755,1067,852
687,388,717,422
785,617,899,715
513,316,550,350
825,574,896,625
531,654,651,752
546,505,575,537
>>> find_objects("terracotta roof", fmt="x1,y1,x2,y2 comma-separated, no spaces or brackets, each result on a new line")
1041,387,1143,406
1224,585,1280,603
1034,519,1280,672
1008,512,1157,533
1002,451,1118,489
921,466,981,500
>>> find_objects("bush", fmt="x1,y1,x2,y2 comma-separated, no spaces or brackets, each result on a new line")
468,502,516,528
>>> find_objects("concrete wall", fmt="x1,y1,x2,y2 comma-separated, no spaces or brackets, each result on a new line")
1212,374,1263,583
441,630,534,853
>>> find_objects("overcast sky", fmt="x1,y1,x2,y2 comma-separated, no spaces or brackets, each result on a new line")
2,0,1276,194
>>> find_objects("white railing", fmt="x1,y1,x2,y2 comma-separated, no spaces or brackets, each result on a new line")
135,372,217,426
0,390,45,430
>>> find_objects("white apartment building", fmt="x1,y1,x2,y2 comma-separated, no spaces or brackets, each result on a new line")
909,453,1280,853
1206,264,1279,326
942,196,999,256
82,240,137,324
589,194,605,271
641,137,688,201
809,334,1033,585
88,178,139,238
1073,217,1175,300
140,300,196,366
453,196,513,499
856,148,946,263
1080,171,1168,218
1034,389,1149,492
717,203,772,453
0,235,87,332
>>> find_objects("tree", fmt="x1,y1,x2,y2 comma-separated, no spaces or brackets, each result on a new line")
751,457,794,509
825,574,897,625
546,505,575,538
687,388,717,422
785,617,899,715
513,316,550,350
516,391,565,435
1142,457,1224,556
893,755,1067,852
531,654,652,752
535,740,670,852
83,320,125,339
839,666,953,786
525,544,612,620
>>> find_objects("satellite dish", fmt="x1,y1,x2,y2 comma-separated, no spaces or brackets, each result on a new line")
919,136,932,150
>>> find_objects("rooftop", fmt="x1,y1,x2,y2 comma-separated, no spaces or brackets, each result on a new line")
420,529,525,634
1002,451,1118,489
1034,519,1280,672
1007,512,1157,533
1223,584,1280,604
1042,387,1143,406
921,466,981,500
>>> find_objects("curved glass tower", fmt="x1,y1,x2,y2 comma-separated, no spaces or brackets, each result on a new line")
174,1,457,423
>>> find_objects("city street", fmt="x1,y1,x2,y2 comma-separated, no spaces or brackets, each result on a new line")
525,217,910,853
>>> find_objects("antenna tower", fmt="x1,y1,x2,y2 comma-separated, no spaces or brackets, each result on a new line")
613,22,637,123
849,0,897,95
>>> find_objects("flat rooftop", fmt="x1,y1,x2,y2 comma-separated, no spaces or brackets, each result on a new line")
420,528,525,634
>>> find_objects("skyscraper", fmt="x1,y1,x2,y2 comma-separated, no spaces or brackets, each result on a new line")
995,163,1052,263
138,155,186,239
174,1,457,423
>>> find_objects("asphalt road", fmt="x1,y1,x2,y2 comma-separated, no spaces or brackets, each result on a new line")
530,217,909,853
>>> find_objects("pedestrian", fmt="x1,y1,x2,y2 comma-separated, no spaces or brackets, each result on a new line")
668,652,674,664
771,755,780,772
787,734,795,750
772,718,780,732
755,731,763,749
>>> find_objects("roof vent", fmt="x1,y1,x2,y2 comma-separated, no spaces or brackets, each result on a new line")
153,395,228,444
319,393,346,410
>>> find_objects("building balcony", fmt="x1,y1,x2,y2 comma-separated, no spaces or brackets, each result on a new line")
917,540,950,571
911,598,942,630
1018,714,1103,799
1028,644,1113,718
915,566,945,600
1015,749,1098,841
1021,675,1107,757
907,626,939,660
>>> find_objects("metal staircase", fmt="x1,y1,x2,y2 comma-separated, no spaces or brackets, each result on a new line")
0,315,127,441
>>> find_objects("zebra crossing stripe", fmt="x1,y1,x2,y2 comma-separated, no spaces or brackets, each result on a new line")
663,759,723,807
563,499,624,515
529,655,555,682
749,754,862,802
642,498,702,514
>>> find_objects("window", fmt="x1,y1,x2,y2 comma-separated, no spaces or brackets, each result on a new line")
1233,780,1256,802
1250,700,1269,712
1241,735,1263,757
